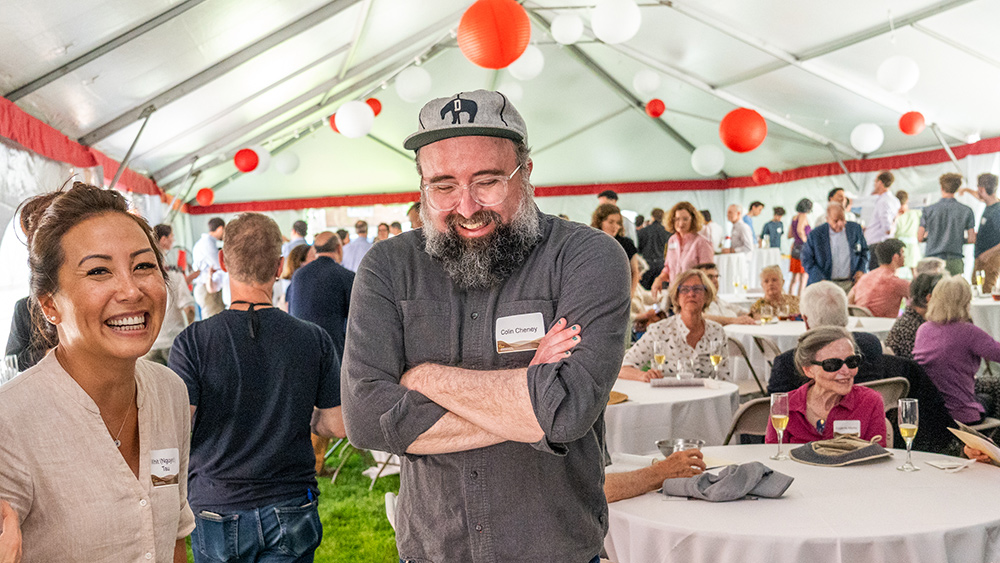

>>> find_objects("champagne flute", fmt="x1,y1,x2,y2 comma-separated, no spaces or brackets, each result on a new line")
770,393,790,460
760,304,774,325
709,341,724,381
653,341,667,377
897,398,920,472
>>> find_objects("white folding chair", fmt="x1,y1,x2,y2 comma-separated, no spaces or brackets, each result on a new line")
727,337,766,396
848,305,873,317
385,492,397,531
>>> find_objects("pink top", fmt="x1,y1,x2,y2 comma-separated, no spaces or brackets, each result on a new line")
765,383,887,446
661,232,714,282
853,267,910,318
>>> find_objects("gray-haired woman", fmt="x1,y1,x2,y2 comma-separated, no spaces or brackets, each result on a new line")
765,327,887,445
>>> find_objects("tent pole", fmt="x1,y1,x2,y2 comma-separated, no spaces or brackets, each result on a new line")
930,124,964,174
108,106,155,191
825,143,862,194
165,160,199,225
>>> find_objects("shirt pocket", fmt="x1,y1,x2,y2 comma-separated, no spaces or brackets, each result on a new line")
494,299,556,368
400,299,453,367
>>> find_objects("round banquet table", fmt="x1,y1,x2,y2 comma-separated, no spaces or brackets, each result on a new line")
605,379,739,456
717,291,764,311
715,248,782,294
971,296,1000,341
723,316,896,383
605,444,1000,563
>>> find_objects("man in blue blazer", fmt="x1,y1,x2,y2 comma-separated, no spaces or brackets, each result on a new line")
801,202,869,292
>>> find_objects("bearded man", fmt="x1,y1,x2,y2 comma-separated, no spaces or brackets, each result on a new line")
341,90,631,563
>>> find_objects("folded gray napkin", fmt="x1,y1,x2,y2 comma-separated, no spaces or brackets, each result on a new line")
660,462,793,502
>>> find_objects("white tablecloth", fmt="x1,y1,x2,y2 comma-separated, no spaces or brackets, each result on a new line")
717,291,763,311
723,317,896,383
605,379,739,456
715,248,782,292
605,445,1000,563
972,296,1000,341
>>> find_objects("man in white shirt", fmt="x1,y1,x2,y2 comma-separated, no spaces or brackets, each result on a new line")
724,204,753,254
146,224,196,365
341,220,373,272
865,170,900,267
192,217,225,318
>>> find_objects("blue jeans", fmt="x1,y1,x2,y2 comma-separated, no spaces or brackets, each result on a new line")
401,557,599,563
192,496,322,563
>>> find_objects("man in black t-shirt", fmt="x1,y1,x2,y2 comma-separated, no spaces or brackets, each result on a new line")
170,213,344,563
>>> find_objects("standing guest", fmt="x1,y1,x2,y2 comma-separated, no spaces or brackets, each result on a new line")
788,198,813,296
913,276,1000,425
724,204,753,254
620,269,728,382
801,203,868,292
885,274,944,360
593,203,640,296
765,327,887,446
0,183,194,562
145,224,196,365
814,187,850,226
848,238,909,318
407,202,423,229
760,207,785,249
169,213,344,563
281,220,308,257
273,243,311,312
916,257,946,276
337,228,350,246
192,217,225,318
376,222,390,242
598,189,638,244
690,263,755,326
700,209,724,252
340,220,372,272
650,202,713,298
634,214,645,230
389,221,403,236
744,201,764,244
919,173,976,276
971,173,1000,290
637,207,669,290
750,265,799,319
342,89,630,563
864,171,900,268
287,232,354,361
894,190,922,276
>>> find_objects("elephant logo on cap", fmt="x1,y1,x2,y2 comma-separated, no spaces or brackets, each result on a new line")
441,95,478,124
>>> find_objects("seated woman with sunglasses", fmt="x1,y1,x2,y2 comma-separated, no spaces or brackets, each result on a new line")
620,269,728,382
766,327,887,446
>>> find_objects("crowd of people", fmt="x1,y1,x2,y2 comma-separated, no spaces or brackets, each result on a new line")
3,88,1000,563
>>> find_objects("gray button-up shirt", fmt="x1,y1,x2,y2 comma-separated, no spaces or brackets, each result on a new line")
830,227,851,279
342,210,630,562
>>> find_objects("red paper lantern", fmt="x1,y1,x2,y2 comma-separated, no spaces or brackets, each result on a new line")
752,167,772,185
196,188,214,207
719,108,767,153
234,148,259,173
457,0,531,69
899,111,925,135
645,99,665,118
329,115,339,133
365,98,382,117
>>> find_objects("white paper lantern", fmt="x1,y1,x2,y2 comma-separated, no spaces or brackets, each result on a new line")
500,82,523,103
395,66,432,103
633,69,661,97
335,101,375,139
850,123,884,154
274,151,300,175
591,0,642,45
690,145,725,176
249,145,270,174
550,13,584,45
877,55,920,94
508,45,544,81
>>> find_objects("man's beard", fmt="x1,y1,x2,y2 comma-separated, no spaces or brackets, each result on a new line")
422,195,541,289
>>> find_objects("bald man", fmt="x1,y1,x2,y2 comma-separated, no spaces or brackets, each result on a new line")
724,204,754,254
287,231,355,360
801,203,869,292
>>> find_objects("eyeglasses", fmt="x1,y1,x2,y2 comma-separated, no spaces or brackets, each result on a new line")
811,354,862,372
421,164,522,212
678,285,707,295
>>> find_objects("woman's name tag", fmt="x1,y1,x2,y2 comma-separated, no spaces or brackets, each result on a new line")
151,448,180,487
833,420,861,436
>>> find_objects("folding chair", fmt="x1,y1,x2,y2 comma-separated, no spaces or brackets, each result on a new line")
727,337,766,396
848,305,873,317
385,492,398,531
968,418,1000,440
752,335,782,390
723,397,770,445
858,377,910,413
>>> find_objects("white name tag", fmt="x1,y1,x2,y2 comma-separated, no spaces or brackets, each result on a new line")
833,420,861,436
151,448,180,487
496,312,545,354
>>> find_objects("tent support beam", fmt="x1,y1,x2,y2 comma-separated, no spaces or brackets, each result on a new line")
534,106,631,156
4,0,210,101
108,106,155,191
913,23,1000,72
79,0,363,146
323,0,376,105
930,124,964,174
165,160,199,224
825,143,862,194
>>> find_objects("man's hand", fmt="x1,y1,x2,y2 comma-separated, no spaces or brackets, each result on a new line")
853,270,864,283
653,449,707,480
530,318,581,366
964,445,992,464
0,500,22,563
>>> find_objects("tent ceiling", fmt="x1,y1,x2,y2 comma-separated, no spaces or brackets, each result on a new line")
0,0,997,205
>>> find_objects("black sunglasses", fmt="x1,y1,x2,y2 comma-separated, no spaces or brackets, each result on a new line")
811,354,862,372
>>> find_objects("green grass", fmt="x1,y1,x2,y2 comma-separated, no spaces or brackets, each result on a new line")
186,449,400,562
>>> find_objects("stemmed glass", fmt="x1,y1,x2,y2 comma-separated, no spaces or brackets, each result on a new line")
653,341,667,378
708,340,724,381
897,398,920,472
976,270,986,296
770,393,790,460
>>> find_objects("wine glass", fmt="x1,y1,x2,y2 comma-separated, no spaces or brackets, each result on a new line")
778,303,790,321
897,398,920,472
760,304,774,325
653,341,667,377
708,340,724,381
770,393,790,461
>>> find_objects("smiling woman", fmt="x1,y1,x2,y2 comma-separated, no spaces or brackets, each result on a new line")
0,183,195,563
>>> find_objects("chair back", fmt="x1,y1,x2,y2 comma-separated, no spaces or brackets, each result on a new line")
753,335,782,365
858,377,910,413
727,336,765,395
723,397,771,445
848,305,873,317
884,418,894,448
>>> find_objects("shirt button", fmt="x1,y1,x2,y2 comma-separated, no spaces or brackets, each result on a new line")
139,499,147,507
471,312,479,320
475,524,483,532
145,553,152,560
470,470,479,479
